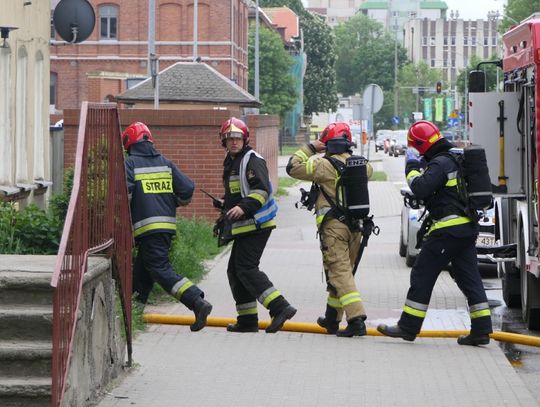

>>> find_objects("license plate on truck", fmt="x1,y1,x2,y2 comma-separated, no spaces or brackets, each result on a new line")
476,234,495,247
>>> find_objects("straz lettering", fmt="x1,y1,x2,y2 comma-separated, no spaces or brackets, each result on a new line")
347,158,367,167
142,179,173,193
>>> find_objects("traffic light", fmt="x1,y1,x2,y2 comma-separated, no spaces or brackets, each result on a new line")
436,81,442,94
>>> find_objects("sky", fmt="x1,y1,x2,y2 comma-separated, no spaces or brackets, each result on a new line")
443,0,507,20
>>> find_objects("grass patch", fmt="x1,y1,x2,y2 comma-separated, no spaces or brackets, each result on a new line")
370,171,388,181
275,176,300,197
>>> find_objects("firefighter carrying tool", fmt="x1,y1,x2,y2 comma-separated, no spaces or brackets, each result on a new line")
287,122,376,337
377,120,493,346
217,117,296,334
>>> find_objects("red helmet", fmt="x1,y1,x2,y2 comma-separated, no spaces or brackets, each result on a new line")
122,122,154,150
219,117,249,147
407,120,443,155
320,122,352,144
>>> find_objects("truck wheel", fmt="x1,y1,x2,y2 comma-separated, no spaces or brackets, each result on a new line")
519,230,540,330
502,271,521,308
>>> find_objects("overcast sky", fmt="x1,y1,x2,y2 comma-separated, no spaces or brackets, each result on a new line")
444,0,506,20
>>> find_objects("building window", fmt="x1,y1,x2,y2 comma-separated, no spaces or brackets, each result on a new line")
471,36,477,46
492,37,497,46
443,36,448,45
451,36,456,46
50,72,57,106
430,59,435,67
422,36,427,46
100,5,118,40
484,37,489,46
430,36,436,46
463,36,468,45
451,59,456,68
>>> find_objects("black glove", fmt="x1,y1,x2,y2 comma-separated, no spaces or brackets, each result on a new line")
212,198,224,210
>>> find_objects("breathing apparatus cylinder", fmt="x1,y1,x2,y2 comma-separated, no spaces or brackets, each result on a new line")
462,146,493,211
341,156,370,219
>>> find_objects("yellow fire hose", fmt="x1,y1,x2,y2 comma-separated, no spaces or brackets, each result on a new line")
143,314,540,348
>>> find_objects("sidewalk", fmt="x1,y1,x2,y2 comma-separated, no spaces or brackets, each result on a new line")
95,161,538,407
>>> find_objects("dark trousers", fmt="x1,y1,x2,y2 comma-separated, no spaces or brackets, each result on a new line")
399,231,492,335
133,233,202,308
227,229,288,323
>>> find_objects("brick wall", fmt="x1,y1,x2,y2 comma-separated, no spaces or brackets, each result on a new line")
62,109,279,222
51,0,249,110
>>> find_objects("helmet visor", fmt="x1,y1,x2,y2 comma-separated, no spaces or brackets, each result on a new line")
222,131,244,140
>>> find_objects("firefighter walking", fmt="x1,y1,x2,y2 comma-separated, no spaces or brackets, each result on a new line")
123,122,212,332
216,117,296,333
377,120,493,345
287,122,371,337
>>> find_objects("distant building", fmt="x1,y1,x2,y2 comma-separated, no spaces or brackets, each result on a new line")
358,0,448,42
50,0,250,112
403,17,500,87
306,0,365,27
0,1,51,204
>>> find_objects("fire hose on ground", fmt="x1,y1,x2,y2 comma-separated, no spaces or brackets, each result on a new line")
143,314,540,348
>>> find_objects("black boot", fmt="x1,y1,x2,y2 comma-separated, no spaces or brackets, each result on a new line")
457,334,490,346
266,305,297,333
190,297,212,332
227,323,259,333
336,317,367,337
317,305,340,334
376,324,416,341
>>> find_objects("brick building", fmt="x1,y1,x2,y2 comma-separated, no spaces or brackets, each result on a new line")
50,0,250,112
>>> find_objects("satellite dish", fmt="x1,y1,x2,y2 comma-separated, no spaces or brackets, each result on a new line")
53,0,95,43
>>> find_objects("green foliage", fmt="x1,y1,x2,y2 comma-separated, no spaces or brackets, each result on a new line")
370,171,388,181
334,15,407,96
259,0,338,115
499,0,540,33
169,217,222,283
275,176,300,197
0,202,62,254
301,13,339,115
48,167,74,221
248,25,297,119
456,55,501,94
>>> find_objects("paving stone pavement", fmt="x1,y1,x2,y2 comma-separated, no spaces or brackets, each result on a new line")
94,158,539,407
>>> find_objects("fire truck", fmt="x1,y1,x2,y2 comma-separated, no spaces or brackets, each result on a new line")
468,13,540,330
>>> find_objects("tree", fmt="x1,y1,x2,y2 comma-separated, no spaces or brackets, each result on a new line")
499,0,540,33
259,0,338,115
248,25,297,119
456,55,501,95
334,14,408,96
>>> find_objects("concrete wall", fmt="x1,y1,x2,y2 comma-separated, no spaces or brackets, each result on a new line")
62,109,280,222
63,257,127,407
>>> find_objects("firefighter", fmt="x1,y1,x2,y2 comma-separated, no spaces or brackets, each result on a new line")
217,117,296,333
377,120,493,346
286,122,371,337
123,122,212,332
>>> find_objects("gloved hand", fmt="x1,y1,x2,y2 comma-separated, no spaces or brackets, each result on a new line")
405,148,424,174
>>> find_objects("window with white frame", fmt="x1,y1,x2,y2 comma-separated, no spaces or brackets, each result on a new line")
451,36,456,45
464,36,468,45
0,48,11,185
100,5,118,40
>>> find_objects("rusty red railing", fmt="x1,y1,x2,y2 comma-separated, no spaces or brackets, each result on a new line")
51,102,133,407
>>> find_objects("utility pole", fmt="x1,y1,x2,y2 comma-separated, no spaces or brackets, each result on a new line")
193,0,198,61
390,0,399,129
147,0,155,77
254,0,260,100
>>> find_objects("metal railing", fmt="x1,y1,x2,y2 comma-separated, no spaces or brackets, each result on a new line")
51,102,133,407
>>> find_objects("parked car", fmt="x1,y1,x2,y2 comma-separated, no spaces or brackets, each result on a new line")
388,130,408,157
375,129,392,152
399,187,495,267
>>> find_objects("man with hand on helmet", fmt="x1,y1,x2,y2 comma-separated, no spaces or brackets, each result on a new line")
217,117,296,334
286,122,371,337
377,120,492,346
123,121,212,332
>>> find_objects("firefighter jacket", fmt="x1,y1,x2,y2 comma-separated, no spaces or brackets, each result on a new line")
406,141,474,235
125,142,194,239
222,146,277,237
286,144,360,227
